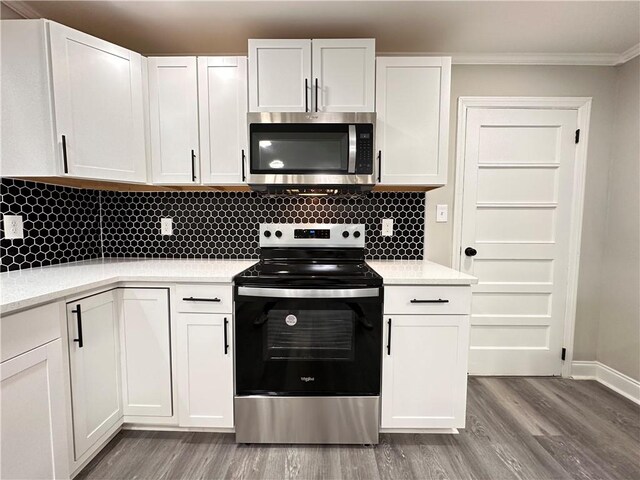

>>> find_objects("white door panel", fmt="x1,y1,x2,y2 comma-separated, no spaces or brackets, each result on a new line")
49,22,146,183
148,57,199,184
460,107,578,375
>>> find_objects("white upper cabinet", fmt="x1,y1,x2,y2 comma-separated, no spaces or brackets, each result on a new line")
148,57,200,184
249,38,374,113
376,57,451,186
312,39,375,112
249,39,311,112
49,22,147,183
198,56,248,184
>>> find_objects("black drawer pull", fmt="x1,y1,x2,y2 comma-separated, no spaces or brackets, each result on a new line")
182,297,221,303
410,298,449,304
72,304,83,348
386,318,392,355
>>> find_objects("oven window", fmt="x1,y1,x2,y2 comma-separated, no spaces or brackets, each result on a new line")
250,124,349,173
265,309,354,361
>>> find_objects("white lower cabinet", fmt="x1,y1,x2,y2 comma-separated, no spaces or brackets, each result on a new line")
1,339,69,480
119,288,172,417
177,313,234,427
381,313,469,429
67,290,123,460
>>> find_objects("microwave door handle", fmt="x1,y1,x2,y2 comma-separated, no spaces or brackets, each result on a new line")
348,125,357,173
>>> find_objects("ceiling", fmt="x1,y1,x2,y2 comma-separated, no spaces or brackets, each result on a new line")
3,1,639,62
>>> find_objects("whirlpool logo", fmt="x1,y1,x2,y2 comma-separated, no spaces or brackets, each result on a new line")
300,376,315,382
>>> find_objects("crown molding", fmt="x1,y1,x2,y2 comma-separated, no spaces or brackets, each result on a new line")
2,1,41,19
618,43,640,65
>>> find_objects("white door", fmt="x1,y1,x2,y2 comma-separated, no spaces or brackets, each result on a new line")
148,57,200,184
376,57,451,185
311,39,375,113
381,315,469,429
198,56,248,184
67,290,122,459
48,22,146,183
177,313,233,427
248,39,311,112
1,340,69,480
459,107,579,375
119,288,172,417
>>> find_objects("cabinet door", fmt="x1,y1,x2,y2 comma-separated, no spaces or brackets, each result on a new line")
1,340,69,480
119,288,172,417
376,57,451,185
248,39,311,112
49,22,146,183
198,57,248,184
177,313,233,427
381,315,469,429
148,57,200,185
312,39,375,113
67,290,122,459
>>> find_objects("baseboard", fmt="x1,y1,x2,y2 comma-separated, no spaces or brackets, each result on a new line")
571,361,640,405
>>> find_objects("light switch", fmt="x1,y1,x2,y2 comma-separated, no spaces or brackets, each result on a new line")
3,214,24,239
436,204,448,223
382,218,393,236
161,218,173,236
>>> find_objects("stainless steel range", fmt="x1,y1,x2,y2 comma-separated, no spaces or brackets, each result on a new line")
233,224,383,444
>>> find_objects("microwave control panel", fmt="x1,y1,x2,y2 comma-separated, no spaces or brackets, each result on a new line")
355,124,374,175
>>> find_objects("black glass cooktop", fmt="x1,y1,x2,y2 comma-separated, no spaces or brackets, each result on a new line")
234,248,382,287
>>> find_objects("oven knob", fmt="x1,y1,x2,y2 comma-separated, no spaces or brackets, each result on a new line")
275,230,283,238
353,231,361,238
342,231,350,238
264,230,271,238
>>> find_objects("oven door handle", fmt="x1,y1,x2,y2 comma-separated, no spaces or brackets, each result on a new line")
347,124,357,173
237,287,379,299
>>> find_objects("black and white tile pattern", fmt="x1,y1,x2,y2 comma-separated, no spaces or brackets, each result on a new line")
100,191,425,260
1,178,102,272
1,177,426,272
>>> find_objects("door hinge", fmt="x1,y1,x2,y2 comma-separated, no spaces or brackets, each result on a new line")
575,129,580,144
561,347,567,361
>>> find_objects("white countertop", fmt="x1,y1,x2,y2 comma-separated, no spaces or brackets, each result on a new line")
1,258,476,315
1,258,257,315
367,260,477,286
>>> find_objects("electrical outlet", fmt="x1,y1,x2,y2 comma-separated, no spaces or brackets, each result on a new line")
161,218,173,236
381,218,393,236
436,204,448,223
3,214,24,239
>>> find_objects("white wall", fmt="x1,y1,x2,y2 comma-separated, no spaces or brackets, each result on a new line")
426,64,619,362
595,56,640,380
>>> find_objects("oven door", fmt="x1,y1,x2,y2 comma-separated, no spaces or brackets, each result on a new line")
234,286,382,396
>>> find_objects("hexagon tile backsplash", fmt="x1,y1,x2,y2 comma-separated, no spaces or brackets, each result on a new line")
1,178,425,272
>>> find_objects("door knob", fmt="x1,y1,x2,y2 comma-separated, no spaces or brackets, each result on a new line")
465,247,477,257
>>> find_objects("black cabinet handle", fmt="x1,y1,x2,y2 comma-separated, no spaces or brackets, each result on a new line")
241,149,246,182
182,297,221,302
304,78,309,112
465,247,478,257
377,151,382,182
72,304,83,348
62,135,69,174
386,318,392,355
191,150,197,182
223,317,229,355
315,78,319,112
411,298,449,304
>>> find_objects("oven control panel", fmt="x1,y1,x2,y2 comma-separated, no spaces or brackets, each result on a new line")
260,224,365,248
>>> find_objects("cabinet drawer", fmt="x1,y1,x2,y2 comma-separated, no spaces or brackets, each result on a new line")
1,303,62,363
384,286,470,315
176,284,232,313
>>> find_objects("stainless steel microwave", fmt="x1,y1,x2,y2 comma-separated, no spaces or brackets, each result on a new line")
247,112,376,192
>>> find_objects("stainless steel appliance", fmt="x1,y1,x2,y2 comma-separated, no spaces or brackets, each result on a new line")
233,224,383,444
247,113,376,192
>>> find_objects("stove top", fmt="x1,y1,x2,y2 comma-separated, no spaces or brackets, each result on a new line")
233,224,382,288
